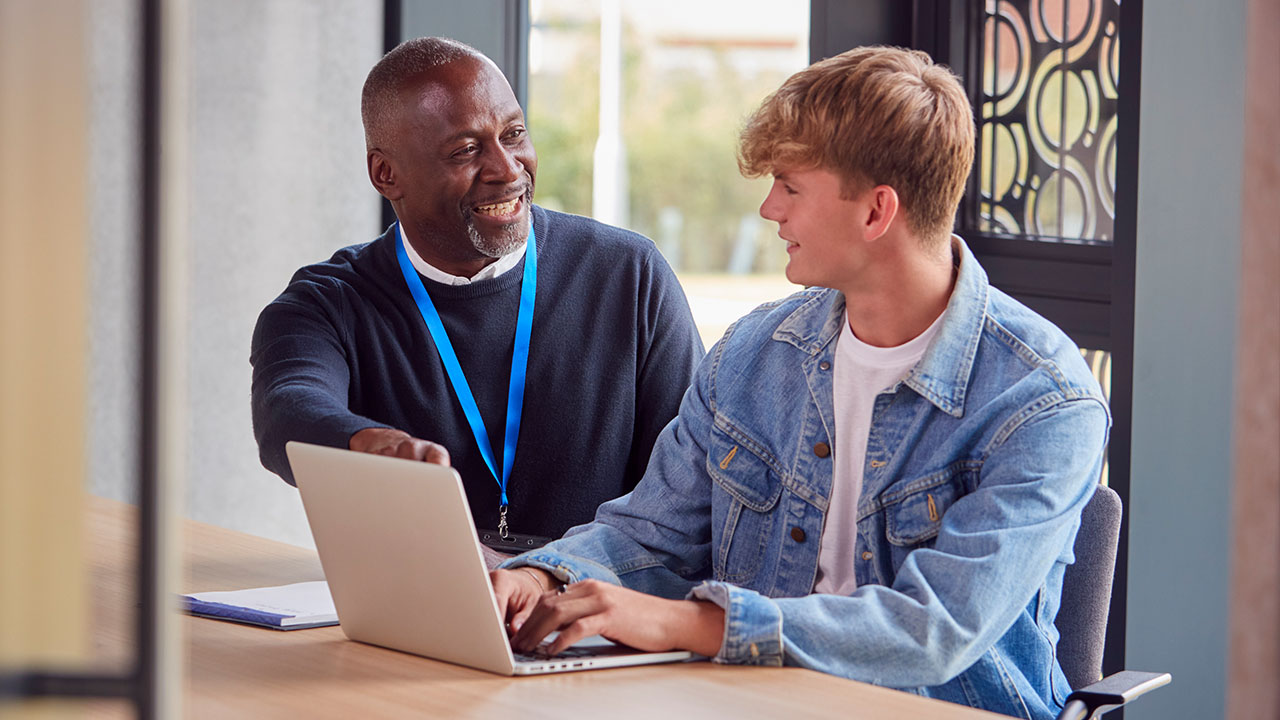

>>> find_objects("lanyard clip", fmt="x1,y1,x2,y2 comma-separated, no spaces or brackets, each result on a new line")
498,504,511,540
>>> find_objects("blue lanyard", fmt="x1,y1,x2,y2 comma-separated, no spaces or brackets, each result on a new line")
394,222,536,536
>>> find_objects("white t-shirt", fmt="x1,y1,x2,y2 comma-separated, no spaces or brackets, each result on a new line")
812,311,944,595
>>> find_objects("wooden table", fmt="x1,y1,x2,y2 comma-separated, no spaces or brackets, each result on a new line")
87,497,1004,719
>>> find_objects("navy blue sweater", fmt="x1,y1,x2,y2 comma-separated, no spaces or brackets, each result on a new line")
251,206,704,540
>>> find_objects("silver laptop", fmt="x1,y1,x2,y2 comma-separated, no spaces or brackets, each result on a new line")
286,441,695,675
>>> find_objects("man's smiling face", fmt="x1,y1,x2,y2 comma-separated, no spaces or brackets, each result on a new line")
759,166,869,289
381,56,537,271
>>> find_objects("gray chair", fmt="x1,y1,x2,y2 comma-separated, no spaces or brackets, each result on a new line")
1053,484,1171,720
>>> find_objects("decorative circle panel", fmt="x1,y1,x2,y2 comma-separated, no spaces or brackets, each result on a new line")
974,0,1120,244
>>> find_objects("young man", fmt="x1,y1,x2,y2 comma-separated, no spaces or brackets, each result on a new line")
492,46,1108,719
251,38,702,546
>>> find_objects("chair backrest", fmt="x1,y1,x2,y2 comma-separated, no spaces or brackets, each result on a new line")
1055,483,1122,690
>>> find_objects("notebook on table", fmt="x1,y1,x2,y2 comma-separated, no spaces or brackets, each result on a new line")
285,441,696,675
184,581,337,630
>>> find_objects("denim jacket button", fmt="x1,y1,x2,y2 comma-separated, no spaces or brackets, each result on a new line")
790,527,806,543
813,442,830,458
861,550,873,561
819,361,831,371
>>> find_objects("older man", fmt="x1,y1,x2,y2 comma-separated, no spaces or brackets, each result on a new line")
251,38,702,546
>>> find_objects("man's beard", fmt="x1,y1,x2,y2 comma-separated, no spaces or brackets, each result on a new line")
466,216,527,259
465,188,532,259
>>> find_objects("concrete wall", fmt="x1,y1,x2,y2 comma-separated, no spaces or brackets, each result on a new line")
87,0,142,519
88,0,382,548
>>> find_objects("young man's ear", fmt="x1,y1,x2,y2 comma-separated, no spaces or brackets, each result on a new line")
862,185,900,242
367,150,403,201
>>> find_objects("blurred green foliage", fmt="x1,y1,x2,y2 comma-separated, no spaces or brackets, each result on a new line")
528,23,797,273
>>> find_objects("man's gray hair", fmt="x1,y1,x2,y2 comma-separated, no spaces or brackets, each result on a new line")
361,37,483,150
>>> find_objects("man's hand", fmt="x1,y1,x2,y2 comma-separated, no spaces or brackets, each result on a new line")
507,579,725,657
349,427,450,465
491,567,560,634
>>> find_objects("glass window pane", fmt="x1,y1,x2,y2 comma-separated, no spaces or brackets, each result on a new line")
529,0,810,344
974,0,1120,245
2,0,139,694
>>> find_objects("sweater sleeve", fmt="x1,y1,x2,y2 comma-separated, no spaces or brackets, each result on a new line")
250,274,391,485
626,247,705,490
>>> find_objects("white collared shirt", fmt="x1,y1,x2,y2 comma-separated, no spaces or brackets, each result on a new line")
398,224,527,286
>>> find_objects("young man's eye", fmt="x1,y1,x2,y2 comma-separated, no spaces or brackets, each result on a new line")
784,184,797,195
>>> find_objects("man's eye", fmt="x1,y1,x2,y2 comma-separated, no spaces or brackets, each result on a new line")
453,144,479,158
504,127,527,142
783,185,797,195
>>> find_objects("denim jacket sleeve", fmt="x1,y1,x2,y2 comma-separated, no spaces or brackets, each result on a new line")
500,361,719,602
692,395,1108,687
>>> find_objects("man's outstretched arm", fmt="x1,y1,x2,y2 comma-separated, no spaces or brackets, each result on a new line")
250,281,446,484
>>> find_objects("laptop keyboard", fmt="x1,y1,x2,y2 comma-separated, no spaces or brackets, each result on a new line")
514,643,603,662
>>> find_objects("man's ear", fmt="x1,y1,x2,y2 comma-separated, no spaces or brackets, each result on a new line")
368,150,403,201
863,185,900,242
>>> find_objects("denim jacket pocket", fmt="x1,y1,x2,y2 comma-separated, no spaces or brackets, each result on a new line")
882,463,978,547
707,424,783,584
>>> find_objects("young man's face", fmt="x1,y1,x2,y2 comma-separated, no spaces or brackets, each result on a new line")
759,167,867,288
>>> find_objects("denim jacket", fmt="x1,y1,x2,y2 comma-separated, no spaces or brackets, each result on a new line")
506,238,1109,720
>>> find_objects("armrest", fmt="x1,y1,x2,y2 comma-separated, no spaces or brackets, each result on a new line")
1057,670,1172,720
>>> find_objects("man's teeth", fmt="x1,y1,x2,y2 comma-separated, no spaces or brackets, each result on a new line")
475,198,519,216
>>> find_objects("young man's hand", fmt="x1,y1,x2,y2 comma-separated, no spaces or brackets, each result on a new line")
499,578,725,658
490,567,560,634
349,427,450,465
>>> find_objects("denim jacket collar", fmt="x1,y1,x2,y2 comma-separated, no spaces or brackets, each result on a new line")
771,236,987,419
